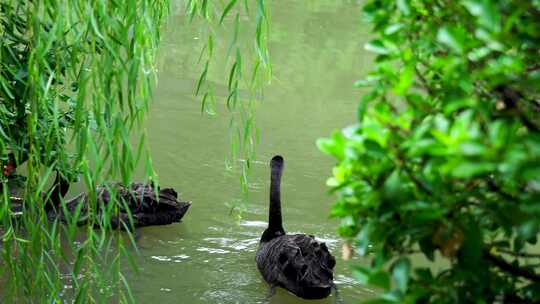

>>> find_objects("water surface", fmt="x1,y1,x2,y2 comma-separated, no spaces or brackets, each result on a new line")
128,1,375,302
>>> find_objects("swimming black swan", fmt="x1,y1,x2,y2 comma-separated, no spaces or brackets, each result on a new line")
8,174,190,228
256,155,336,299
55,182,191,229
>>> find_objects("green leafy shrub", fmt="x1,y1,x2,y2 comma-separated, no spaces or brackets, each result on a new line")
319,1,540,302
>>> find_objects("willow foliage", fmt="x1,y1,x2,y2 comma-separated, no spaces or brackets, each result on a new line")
1,0,270,301
319,0,540,302
0,0,168,301
186,0,271,200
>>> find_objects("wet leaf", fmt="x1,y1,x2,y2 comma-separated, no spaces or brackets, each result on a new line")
392,257,411,292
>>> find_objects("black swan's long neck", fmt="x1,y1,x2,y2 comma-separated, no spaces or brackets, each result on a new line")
45,171,70,211
261,155,285,242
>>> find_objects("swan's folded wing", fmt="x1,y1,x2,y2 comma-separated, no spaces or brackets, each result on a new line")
257,234,335,289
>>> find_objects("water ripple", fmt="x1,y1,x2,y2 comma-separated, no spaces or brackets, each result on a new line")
239,220,267,228
196,247,231,254
204,237,259,251
150,254,190,263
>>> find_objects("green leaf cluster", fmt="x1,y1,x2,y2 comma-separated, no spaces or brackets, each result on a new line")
319,1,540,302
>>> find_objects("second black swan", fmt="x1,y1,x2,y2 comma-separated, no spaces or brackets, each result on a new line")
57,182,191,229
256,155,336,299
40,173,191,229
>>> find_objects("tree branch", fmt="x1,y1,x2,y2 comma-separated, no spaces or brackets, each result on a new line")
401,160,434,196
495,85,540,133
487,178,517,202
484,250,540,283
497,248,540,259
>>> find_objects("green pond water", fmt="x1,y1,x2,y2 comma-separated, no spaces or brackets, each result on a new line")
127,1,375,303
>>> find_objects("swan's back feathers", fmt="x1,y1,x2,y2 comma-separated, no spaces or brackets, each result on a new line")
55,182,190,228
256,234,335,299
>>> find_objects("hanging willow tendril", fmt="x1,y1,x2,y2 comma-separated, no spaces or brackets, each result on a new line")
185,0,271,217
1,0,271,301
0,0,168,301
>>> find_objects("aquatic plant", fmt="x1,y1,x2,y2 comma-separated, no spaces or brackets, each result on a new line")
319,0,540,302
0,0,168,301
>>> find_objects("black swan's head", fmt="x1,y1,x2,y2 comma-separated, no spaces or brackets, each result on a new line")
271,155,284,168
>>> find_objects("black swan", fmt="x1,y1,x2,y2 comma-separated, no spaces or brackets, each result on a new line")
5,171,190,229
256,155,336,299
55,182,191,229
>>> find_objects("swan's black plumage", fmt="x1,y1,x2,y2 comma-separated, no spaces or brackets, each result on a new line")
54,182,191,229
7,171,190,229
256,155,335,299
45,171,70,212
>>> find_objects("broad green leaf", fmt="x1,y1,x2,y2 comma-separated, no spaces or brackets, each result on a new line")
437,27,466,54
365,40,392,55
462,0,501,32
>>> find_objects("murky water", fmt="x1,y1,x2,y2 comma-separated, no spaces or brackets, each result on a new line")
127,1,375,303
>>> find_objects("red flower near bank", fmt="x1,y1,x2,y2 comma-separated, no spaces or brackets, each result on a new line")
3,160,15,177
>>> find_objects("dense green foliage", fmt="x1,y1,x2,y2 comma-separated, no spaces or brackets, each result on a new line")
319,1,540,302
0,0,167,301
